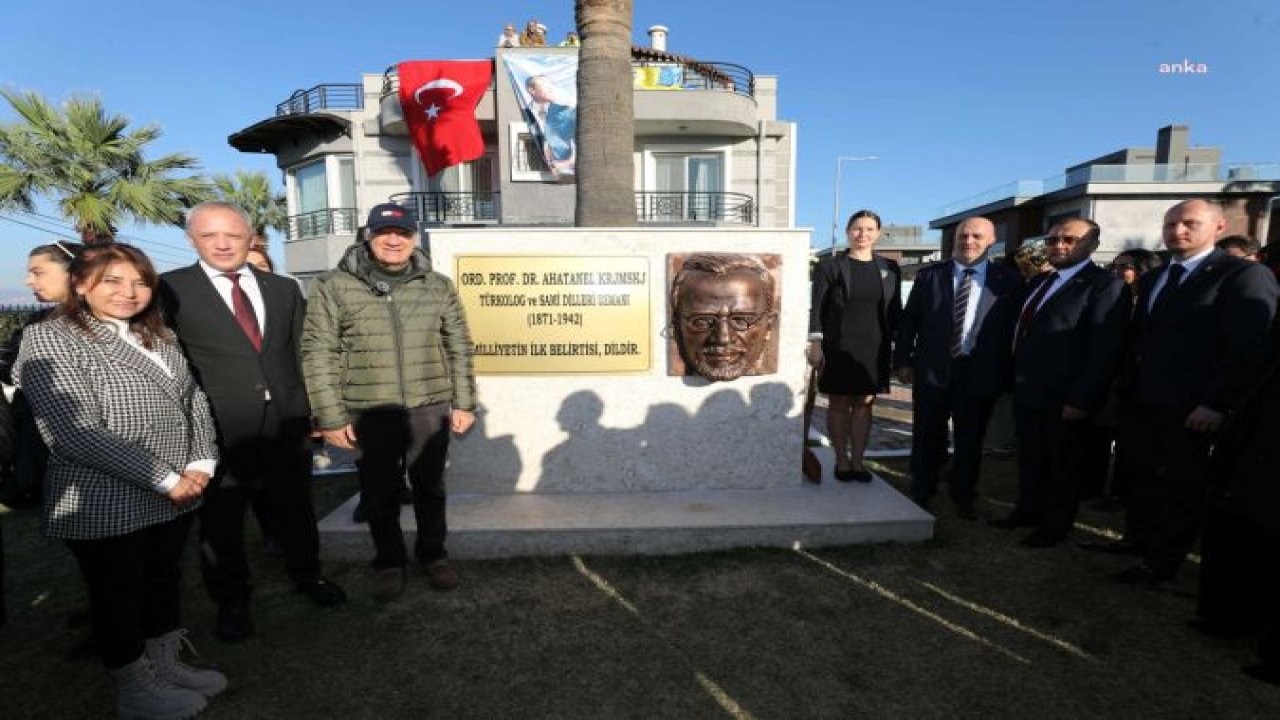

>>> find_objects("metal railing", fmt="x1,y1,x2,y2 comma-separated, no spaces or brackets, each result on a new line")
635,191,755,224
939,162,1280,217
275,84,363,117
379,58,754,100
388,192,501,225
631,60,754,98
286,208,358,241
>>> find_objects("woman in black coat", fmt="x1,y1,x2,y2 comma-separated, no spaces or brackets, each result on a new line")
806,210,902,482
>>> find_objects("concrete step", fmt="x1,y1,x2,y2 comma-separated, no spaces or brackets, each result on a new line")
318,448,933,559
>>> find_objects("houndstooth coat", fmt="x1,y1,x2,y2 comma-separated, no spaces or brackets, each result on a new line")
14,315,219,540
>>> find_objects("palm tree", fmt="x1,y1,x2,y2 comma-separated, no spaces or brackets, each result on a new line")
574,0,637,227
210,170,287,246
0,90,209,245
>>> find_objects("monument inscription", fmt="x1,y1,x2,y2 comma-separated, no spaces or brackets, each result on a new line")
456,255,652,373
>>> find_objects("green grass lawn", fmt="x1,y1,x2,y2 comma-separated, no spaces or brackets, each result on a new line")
2,457,1277,719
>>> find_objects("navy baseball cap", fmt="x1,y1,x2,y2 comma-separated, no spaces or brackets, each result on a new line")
366,203,416,233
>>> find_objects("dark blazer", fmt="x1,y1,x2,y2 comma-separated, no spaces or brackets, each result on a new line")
1128,248,1278,413
893,259,1024,396
160,265,312,446
14,317,217,539
809,253,903,383
1012,263,1129,411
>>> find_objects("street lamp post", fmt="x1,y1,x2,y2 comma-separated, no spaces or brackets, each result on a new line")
830,155,880,251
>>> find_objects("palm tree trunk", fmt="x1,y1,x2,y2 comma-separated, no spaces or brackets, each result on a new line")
574,0,637,227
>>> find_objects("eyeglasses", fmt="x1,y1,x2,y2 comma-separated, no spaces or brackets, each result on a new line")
1044,235,1085,246
680,311,770,332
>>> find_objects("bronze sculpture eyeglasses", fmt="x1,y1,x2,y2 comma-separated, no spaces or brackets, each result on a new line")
679,311,772,332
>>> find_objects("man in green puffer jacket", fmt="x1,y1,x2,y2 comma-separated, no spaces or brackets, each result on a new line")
301,203,477,602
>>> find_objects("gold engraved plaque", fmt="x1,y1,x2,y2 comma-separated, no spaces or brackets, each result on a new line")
455,255,652,374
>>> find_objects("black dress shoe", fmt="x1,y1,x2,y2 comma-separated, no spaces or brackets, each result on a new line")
987,514,1036,529
296,578,348,607
851,469,873,483
1078,540,1145,556
1242,663,1280,685
834,467,857,483
352,500,368,524
1185,617,1248,639
1110,564,1172,588
215,603,255,643
1020,530,1064,548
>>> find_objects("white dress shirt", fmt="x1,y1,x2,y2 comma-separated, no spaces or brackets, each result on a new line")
1021,258,1093,315
952,259,989,356
1147,245,1215,311
199,260,265,334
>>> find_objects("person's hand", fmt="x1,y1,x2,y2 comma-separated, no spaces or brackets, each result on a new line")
805,340,824,369
894,367,913,385
1185,405,1224,433
1062,405,1088,421
322,424,358,450
166,472,207,505
451,409,476,435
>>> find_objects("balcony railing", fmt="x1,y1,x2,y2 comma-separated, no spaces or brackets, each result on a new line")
286,208,358,241
379,58,754,100
275,84,363,117
388,192,500,225
938,162,1280,217
635,191,755,225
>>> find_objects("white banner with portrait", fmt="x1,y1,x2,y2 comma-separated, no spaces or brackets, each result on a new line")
504,53,579,177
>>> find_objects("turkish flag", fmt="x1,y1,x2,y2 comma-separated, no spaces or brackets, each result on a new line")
397,60,492,176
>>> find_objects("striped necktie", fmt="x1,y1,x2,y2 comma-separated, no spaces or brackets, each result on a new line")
950,268,976,357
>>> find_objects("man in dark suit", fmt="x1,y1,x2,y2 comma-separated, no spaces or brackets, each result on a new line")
1191,356,1280,684
994,218,1128,547
894,216,1024,518
161,202,345,642
1104,199,1278,586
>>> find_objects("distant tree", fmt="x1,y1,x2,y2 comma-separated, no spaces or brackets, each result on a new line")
0,90,209,245
574,0,637,227
211,170,287,246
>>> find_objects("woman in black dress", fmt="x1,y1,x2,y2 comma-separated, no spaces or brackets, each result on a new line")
807,210,902,482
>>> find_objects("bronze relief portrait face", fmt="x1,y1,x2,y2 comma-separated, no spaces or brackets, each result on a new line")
668,253,781,382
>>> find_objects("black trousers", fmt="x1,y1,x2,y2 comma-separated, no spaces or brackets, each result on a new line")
1197,509,1278,627
200,403,320,604
65,513,195,669
910,358,996,506
354,403,450,570
1012,400,1089,536
1123,404,1214,577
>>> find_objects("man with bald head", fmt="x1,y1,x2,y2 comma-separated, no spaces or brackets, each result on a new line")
894,216,1024,518
1104,199,1278,586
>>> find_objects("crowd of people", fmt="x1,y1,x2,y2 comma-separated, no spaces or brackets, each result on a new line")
496,19,579,48
1,194,1277,718
0,202,475,718
810,199,1280,686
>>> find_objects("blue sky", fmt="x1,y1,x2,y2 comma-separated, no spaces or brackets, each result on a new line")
1,0,1277,298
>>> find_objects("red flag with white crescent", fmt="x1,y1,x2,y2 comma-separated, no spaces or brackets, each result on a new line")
397,60,492,177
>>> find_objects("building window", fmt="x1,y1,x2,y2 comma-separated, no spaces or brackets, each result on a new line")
285,155,358,238
508,122,555,182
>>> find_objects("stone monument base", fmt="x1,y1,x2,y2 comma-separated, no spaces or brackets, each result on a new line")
317,448,933,559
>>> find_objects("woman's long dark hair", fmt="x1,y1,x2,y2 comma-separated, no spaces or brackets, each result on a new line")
55,243,170,349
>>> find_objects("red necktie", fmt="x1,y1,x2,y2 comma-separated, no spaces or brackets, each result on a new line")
224,273,262,352
1016,271,1059,341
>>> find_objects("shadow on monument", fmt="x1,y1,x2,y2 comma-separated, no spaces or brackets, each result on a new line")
534,381,801,492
